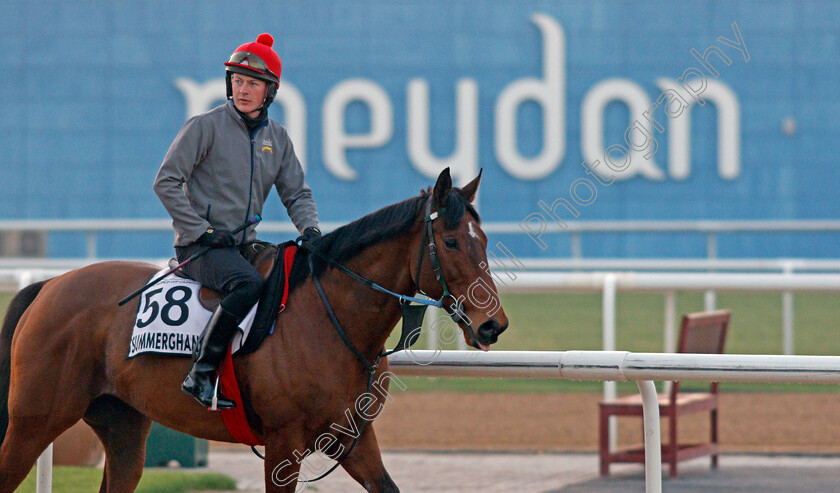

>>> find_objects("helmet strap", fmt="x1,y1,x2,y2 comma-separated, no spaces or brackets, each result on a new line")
262,81,278,107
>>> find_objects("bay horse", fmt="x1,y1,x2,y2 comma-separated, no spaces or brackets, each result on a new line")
0,168,508,492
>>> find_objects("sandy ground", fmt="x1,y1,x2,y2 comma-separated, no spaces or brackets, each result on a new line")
207,391,840,455
200,450,840,492
367,392,840,454
202,392,840,491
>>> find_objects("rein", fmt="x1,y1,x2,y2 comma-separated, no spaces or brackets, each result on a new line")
253,196,477,481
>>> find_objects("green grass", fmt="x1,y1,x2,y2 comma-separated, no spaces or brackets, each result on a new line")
384,291,840,393
16,466,235,493
2,288,838,394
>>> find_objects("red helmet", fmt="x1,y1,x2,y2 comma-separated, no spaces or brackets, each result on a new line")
224,33,282,106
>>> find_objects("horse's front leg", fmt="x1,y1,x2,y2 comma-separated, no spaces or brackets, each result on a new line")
340,424,399,493
263,429,306,493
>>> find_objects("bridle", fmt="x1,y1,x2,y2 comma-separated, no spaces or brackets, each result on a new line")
412,197,481,347
266,194,483,480
306,195,481,359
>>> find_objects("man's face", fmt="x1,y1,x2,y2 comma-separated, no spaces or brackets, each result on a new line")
231,73,268,117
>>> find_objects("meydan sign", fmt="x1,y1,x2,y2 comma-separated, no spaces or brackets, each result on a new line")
174,14,748,186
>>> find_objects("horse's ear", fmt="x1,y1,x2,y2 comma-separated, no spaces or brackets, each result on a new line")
459,169,482,203
433,167,452,207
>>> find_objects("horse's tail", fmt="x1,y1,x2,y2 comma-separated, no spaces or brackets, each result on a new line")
0,280,48,446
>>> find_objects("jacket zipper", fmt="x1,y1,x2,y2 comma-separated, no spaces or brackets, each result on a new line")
243,119,268,244
245,132,255,244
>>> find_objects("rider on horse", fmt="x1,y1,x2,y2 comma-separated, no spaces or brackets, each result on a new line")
154,33,321,410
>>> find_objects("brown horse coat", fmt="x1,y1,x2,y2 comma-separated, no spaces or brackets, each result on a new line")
0,169,508,492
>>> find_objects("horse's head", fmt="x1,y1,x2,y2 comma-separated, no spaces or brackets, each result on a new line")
412,168,509,351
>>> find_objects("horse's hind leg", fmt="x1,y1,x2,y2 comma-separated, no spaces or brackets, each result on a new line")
84,395,152,493
340,425,399,493
0,413,81,493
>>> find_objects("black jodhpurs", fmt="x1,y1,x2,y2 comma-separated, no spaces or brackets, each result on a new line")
175,243,264,319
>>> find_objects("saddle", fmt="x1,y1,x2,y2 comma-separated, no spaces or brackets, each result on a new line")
170,240,298,355
170,241,277,311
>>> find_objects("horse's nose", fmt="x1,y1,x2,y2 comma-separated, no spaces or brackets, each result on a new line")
477,319,504,344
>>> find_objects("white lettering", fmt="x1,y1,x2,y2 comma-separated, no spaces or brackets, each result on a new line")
273,82,308,171
323,79,393,181
174,78,225,119
173,78,308,170
495,13,565,180
657,78,741,180
656,88,691,119
172,15,745,185
581,78,665,180
407,79,478,186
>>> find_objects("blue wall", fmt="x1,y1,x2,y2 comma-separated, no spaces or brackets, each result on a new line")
1,1,838,259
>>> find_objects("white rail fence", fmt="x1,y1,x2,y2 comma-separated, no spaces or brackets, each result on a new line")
7,220,839,491
17,266,840,492
34,347,840,492
389,350,840,493
433,270,840,356
2,218,840,259
3,266,839,364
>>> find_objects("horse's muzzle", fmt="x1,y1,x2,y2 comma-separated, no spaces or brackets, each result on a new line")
476,318,507,347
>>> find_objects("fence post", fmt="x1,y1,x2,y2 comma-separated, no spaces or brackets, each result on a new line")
662,291,676,395
705,231,717,311
20,271,54,493
704,290,716,311
426,309,440,350
602,274,617,451
637,380,662,493
36,444,53,493
86,231,97,258
17,271,32,290
782,262,794,355
570,231,582,259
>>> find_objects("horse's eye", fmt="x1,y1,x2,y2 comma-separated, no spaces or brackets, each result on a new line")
444,238,459,250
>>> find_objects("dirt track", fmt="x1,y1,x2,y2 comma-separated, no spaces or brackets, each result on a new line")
372,392,840,454
202,391,840,492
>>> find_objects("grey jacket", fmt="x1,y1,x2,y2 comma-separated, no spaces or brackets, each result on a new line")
154,101,319,246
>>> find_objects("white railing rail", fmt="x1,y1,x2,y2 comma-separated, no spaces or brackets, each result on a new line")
485,270,840,440
35,347,840,492
1,267,837,358
8,257,840,274
1,268,837,356
21,264,840,492
504,271,840,292
497,257,840,273
492,271,840,360
388,350,840,493
3,218,840,258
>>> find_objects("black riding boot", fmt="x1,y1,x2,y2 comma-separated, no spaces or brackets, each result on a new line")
181,305,241,410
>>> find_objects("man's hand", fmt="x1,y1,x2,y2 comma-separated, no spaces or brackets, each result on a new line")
297,226,321,245
198,228,235,248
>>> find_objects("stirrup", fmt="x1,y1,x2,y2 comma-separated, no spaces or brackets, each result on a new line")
210,374,221,411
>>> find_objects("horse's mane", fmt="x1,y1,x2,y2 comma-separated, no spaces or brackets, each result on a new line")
288,187,479,291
